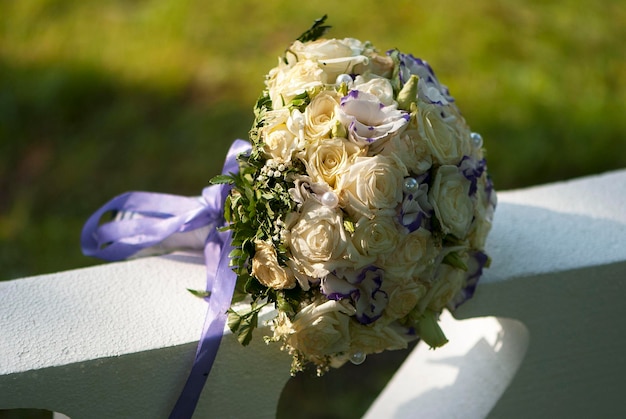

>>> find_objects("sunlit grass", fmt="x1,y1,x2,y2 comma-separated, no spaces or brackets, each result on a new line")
1,0,625,276
0,1,624,415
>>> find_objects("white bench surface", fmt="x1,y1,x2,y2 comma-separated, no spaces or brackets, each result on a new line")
2,169,626,418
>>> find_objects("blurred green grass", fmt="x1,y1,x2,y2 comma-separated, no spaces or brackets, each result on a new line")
1,0,625,417
2,0,625,278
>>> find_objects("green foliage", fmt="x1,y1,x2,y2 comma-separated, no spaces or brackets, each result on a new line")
208,174,234,185
186,288,211,299
416,309,449,349
228,304,264,346
296,15,332,43
2,1,624,283
223,86,306,341
442,252,469,271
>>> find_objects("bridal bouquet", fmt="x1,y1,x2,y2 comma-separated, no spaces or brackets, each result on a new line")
216,17,496,374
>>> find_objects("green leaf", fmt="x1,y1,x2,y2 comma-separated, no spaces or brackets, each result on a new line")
209,174,234,185
397,74,419,111
296,15,331,43
227,307,261,346
236,310,259,346
244,275,265,295
223,195,232,222
187,288,211,299
418,309,449,349
484,255,492,268
442,252,468,271
227,309,243,332
331,119,347,139
343,219,355,234
275,292,292,314
229,248,244,259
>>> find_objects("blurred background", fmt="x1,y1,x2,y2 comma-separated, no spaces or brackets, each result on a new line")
1,0,624,417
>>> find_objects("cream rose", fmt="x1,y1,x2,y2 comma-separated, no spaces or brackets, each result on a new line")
429,165,474,239
417,102,472,165
251,239,295,290
288,38,369,81
352,215,401,260
267,59,326,109
286,198,351,285
366,54,395,78
338,154,407,217
381,276,427,322
303,137,361,189
417,263,466,313
468,175,496,249
289,38,361,61
385,228,438,278
304,90,341,141
349,322,408,355
286,299,354,358
261,109,301,162
369,129,433,175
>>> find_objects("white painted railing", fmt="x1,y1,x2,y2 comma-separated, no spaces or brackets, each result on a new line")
1,169,625,418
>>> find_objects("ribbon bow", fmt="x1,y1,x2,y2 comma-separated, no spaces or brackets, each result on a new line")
80,139,251,418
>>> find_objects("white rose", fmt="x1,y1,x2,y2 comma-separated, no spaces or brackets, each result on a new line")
417,102,472,165
290,38,360,61
263,127,298,162
352,215,401,260
366,54,395,78
286,198,351,285
303,137,361,189
261,109,301,162
267,60,326,109
286,299,354,358
417,263,466,313
369,129,433,175
381,276,427,322
338,154,407,217
251,239,296,290
468,175,496,249
385,228,438,278
352,75,396,106
304,90,341,141
288,39,369,81
429,165,474,239
349,322,408,355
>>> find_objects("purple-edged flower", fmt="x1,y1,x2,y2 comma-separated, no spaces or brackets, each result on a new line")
398,173,433,232
449,251,489,309
337,90,410,146
321,266,388,324
389,50,455,106
458,156,486,196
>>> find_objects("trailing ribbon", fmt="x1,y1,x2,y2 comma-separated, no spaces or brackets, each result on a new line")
80,139,251,418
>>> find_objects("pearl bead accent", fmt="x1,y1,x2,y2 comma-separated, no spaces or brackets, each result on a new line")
321,191,339,208
403,177,419,193
350,352,366,365
336,74,353,86
471,132,483,148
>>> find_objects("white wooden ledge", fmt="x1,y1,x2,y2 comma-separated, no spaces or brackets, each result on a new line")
366,169,626,418
0,252,291,418
2,169,626,418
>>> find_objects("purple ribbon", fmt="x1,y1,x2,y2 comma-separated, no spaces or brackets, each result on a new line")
80,139,250,418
